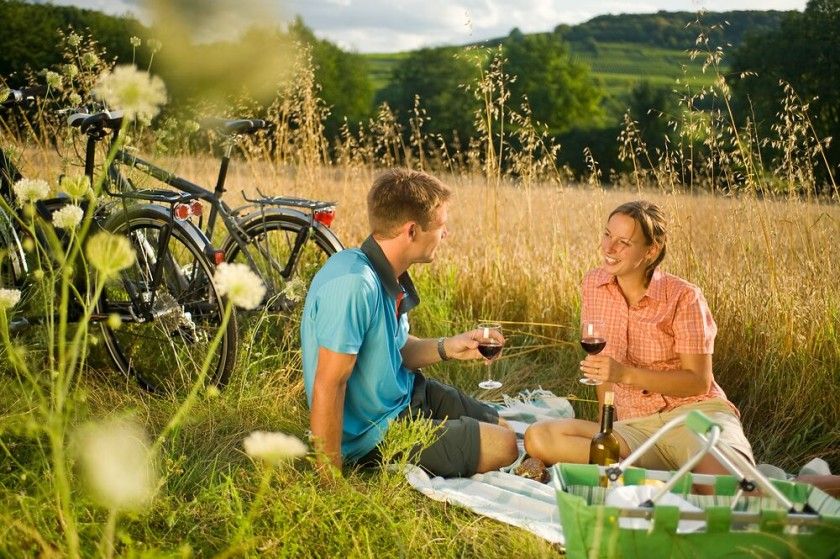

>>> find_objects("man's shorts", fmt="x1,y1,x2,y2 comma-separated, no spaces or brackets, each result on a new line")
359,372,499,478
612,398,755,471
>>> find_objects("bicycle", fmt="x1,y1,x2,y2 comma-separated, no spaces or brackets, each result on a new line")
62,109,238,393
74,111,344,317
2,88,236,394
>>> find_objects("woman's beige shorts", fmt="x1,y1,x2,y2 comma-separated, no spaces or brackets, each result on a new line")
612,399,755,471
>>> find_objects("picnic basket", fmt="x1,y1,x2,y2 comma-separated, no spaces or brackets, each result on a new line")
552,410,840,558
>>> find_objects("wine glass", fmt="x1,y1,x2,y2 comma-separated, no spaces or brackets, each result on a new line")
476,322,504,390
580,320,606,385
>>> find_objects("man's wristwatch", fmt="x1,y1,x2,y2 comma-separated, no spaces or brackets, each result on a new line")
437,336,450,361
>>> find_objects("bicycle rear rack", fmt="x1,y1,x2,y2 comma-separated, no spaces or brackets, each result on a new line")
242,188,335,211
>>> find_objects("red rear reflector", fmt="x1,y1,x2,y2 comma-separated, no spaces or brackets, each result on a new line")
314,208,335,227
189,199,203,217
173,203,190,220
212,250,225,265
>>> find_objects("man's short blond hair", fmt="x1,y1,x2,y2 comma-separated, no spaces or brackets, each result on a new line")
367,168,452,237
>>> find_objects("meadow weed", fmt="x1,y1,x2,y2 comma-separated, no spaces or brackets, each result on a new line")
0,21,838,557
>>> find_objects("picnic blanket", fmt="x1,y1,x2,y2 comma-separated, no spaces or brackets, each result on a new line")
404,389,835,545
405,389,575,544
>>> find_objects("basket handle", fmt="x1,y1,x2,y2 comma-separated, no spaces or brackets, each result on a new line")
685,410,719,436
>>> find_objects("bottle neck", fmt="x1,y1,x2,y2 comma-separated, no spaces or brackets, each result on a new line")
600,404,615,433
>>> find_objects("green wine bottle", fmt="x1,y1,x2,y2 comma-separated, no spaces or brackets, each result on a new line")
589,391,620,483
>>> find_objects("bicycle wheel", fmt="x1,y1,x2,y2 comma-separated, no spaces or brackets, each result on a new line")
222,210,342,312
0,205,26,287
96,207,237,393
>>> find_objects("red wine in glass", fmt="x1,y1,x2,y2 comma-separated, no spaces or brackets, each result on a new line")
580,338,606,355
477,323,503,389
580,320,606,385
478,342,503,359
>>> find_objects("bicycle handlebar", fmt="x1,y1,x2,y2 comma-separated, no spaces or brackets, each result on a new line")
1,85,48,108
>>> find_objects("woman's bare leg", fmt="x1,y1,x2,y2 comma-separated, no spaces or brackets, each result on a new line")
524,419,631,465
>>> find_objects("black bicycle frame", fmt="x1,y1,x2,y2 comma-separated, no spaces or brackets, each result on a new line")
105,142,324,285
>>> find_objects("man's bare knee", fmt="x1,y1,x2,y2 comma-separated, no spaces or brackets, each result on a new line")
476,422,518,473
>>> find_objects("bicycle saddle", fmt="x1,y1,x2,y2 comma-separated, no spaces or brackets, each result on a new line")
200,118,271,135
67,110,125,134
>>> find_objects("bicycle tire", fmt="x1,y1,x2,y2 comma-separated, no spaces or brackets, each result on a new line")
0,205,26,287
96,207,237,393
221,210,343,312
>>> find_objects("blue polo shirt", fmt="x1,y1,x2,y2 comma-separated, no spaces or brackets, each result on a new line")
301,237,420,462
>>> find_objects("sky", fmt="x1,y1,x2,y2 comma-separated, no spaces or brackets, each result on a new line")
37,0,808,53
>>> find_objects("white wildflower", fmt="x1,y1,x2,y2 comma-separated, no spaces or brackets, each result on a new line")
64,63,79,78
281,276,306,303
52,204,84,229
147,39,162,53
86,232,136,279
45,71,62,90
77,419,157,511
67,33,82,47
130,36,142,48
69,93,82,107
0,288,22,310
12,178,50,205
93,65,167,121
213,262,266,310
81,52,99,68
243,431,307,466
60,175,90,198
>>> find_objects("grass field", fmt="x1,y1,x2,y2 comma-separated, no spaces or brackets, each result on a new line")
1,22,837,555
2,151,838,556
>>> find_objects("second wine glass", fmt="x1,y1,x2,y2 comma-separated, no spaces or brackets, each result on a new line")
580,320,607,385
476,322,504,390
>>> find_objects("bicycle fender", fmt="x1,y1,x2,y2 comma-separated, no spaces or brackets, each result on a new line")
235,207,344,251
105,203,217,255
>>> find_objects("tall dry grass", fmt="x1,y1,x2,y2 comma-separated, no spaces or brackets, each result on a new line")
2,22,839,557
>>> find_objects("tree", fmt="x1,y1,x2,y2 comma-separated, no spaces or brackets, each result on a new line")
730,0,840,185
0,0,142,83
376,47,477,142
502,30,603,135
288,18,373,135
626,80,676,150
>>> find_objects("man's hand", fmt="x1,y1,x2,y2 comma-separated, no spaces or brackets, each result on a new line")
444,328,506,361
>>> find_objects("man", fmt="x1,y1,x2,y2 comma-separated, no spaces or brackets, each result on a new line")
301,168,518,478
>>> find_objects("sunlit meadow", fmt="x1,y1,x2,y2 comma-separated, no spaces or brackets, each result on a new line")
1,6,838,557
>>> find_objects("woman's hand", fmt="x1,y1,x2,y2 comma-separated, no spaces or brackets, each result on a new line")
445,328,505,361
580,354,625,384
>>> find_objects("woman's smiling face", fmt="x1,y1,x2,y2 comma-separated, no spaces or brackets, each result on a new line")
601,212,658,279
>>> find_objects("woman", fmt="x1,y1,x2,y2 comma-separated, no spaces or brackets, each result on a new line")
524,200,754,474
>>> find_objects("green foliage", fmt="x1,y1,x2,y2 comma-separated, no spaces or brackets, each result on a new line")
502,30,603,134
376,47,478,143
729,0,840,189
626,80,677,150
561,10,792,50
0,0,143,84
289,18,374,134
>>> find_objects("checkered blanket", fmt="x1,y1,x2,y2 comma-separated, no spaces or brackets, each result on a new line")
405,389,574,544
405,390,836,545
